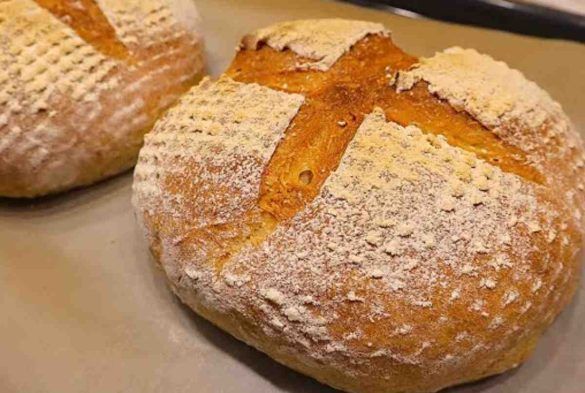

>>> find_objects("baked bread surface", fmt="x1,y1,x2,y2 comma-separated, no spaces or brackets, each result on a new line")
0,0,204,197
133,19,585,393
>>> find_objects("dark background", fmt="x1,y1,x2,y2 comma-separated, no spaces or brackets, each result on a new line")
343,0,585,42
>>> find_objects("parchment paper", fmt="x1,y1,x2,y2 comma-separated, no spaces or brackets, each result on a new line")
1,1,583,392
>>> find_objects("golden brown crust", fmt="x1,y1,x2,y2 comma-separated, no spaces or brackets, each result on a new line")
0,0,204,198
228,35,545,221
133,19,584,393
32,0,130,60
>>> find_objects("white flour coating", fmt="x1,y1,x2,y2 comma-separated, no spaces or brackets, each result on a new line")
0,0,117,174
131,20,584,388
96,0,196,47
133,76,305,225
0,0,118,116
228,109,565,350
395,47,585,230
395,47,580,158
241,19,388,71
151,109,574,372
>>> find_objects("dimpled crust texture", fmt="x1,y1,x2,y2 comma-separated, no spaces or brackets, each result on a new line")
133,19,585,393
0,0,204,198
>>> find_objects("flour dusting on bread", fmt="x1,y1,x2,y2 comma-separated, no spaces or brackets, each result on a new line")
97,0,197,47
241,19,388,70
0,0,204,197
396,47,585,229
0,0,118,115
133,76,304,224
202,109,573,369
396,47,578,156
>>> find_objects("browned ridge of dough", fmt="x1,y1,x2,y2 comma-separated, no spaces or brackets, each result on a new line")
227,34,543,223
33,0,130,60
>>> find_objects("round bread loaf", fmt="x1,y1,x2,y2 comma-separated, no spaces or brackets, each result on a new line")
0,0,204,198
133,19,585,393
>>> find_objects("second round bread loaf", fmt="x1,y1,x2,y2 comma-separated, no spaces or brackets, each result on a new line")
0,0,204,197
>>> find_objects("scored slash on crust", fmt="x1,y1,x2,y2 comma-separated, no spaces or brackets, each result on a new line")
33,0,130,60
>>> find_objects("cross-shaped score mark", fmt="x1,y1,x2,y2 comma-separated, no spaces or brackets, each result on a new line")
227,34,542,226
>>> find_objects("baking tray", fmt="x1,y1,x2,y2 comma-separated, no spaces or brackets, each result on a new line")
1,0,584,392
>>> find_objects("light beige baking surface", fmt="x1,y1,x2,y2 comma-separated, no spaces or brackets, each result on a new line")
1,0,583,392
